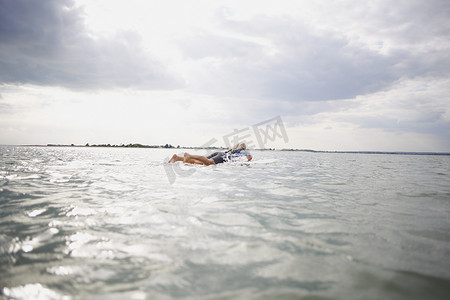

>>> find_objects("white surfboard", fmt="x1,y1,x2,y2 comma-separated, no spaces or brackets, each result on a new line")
236,158,278,165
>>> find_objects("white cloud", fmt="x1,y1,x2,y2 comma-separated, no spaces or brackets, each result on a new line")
0,0,182,89
0,85,245,146
285,77,450,151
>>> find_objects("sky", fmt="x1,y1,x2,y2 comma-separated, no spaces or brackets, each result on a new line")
1,0,449,151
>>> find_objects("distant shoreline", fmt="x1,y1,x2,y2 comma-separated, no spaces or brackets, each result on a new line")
281,149,450,156
4,144,450,156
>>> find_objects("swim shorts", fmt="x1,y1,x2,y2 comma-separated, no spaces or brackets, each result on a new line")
207,152,226,164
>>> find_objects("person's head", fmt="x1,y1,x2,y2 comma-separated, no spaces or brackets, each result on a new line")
232,143,246,151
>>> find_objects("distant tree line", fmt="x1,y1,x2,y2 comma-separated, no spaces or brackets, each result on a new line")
84,143,177,148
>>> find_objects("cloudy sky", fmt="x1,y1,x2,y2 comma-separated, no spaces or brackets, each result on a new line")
1,0,449,151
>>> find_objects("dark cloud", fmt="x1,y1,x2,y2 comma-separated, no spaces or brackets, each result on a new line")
0,0,182,90
257,32,401,101
179,19,399,101
180,2,450,102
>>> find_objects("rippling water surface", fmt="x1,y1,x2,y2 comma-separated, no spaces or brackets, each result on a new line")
1,146,449,299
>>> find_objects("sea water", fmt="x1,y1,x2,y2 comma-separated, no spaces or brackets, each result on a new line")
0,146,449,299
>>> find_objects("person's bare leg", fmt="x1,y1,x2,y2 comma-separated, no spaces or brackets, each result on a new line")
187,158,205,165
184,152,215,165
169,154,184,163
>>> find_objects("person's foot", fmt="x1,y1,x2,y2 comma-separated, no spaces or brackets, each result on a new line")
169,154,178,163
183,152,192,163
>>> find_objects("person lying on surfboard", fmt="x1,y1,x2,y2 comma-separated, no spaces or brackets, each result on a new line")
169,143,252,165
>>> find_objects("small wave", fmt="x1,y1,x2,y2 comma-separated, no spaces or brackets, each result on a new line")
4,174,42,181
2,283,69,300
0,234,20,265
20,228,60,253
27,208,47,217
0,188,39,203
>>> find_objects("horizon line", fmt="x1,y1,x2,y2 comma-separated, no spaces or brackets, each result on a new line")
2,144,450,156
